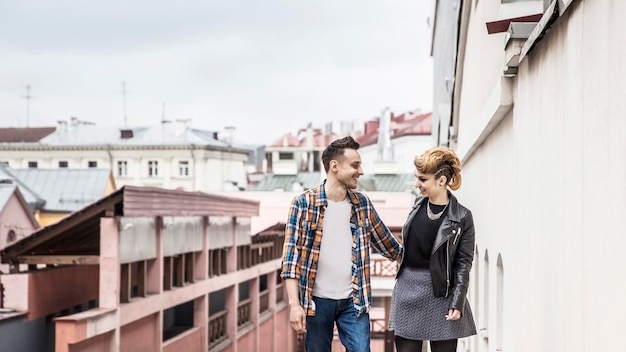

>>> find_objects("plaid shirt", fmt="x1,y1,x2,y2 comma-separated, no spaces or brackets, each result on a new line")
280,181,403,316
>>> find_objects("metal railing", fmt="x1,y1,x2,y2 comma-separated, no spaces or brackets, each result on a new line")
276,283,285,303
370,256,398,277
259,290,270,313
208,310,228,347
237,298,252,327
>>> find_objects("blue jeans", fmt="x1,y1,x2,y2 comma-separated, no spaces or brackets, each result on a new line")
305,296,370,352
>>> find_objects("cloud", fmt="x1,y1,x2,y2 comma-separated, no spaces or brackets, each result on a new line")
0,0,434,144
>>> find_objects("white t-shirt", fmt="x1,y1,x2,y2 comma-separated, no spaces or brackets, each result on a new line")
312,198,353,299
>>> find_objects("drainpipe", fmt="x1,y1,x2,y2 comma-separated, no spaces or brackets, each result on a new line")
189,144,196,190
106,144,113,174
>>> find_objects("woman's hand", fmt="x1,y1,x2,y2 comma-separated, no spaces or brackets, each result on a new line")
445,308,462,321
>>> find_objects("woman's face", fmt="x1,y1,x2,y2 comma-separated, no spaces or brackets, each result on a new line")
415,170,446,198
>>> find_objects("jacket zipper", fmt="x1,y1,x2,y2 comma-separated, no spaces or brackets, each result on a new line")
445,241,450,297
453,228,461,244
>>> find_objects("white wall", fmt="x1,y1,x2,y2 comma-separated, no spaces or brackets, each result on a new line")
0,147,248,193
453,1,626,351
359,135,433,175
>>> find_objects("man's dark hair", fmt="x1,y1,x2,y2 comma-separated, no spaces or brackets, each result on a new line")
321,136,360,173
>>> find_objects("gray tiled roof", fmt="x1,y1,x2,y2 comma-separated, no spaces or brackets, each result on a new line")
10,168,112,212
0,184,17,211
358,173,415,192
253,172,415,193
0,165,44,210
254,172,322,191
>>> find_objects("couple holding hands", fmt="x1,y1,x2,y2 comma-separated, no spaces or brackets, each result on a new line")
280,136,477,352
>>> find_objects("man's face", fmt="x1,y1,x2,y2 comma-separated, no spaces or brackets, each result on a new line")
330,148,363,189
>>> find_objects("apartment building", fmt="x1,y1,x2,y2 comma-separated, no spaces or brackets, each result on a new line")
0,186,291,352
0,118,250,193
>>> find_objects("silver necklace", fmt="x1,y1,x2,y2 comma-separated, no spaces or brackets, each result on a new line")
427,201,449,220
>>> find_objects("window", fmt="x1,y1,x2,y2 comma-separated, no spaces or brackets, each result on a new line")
88,161,97,168
178,160,189,176
28,161,38,168
7,230,16,243
58,161,68,168
162,300,194,341
148,160,159,177
278,152,294,160
117,160,128,177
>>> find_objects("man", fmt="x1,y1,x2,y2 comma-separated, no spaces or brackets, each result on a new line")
280,136,403,352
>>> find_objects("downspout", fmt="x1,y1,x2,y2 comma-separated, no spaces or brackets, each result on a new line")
450,0,472,149
189,144,196,190
106,144,113,170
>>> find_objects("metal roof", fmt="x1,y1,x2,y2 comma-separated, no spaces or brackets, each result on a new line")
254,172,322,191
358,173,415,192
38,124,238,149
0,185,260,267
0,165,45,210
254,172,415,193
0,184,16,211
10,168,113,212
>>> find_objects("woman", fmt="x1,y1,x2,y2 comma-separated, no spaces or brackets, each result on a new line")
389,147,477,352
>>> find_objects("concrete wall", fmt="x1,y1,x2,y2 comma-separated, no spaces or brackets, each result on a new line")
162,327,203,352
0,314,48,352
120,314,159,352
448,0,626,351
69,331,114,352
0,191,37,249
2,265,99,320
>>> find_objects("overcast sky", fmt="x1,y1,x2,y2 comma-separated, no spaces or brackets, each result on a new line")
0,0,434,144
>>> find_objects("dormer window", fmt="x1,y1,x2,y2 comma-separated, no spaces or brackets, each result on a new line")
7,230,16,243
120,129,134,139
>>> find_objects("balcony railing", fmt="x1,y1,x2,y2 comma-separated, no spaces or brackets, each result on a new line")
259,290,270,313
237,298,252,327
370,317,388,337
370,256,398,277
208,310,228,347
276,283,285,303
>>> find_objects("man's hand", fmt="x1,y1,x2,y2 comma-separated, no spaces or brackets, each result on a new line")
289,303,307,333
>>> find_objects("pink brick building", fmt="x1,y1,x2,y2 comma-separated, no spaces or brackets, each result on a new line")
0,186,293,352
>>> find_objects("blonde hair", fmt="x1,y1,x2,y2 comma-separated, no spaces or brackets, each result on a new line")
414,147,462,190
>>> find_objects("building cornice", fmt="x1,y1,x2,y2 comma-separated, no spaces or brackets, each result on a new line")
0,143,251,154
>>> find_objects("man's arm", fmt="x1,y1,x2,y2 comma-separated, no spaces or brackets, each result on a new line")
281,198,303,280
368,202,403,261
280,197,307,333
285,278,306,332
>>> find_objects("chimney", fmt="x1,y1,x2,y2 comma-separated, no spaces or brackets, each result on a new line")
222,126,235,144
57,120,67,133
120,129,134,139
377,108,393,161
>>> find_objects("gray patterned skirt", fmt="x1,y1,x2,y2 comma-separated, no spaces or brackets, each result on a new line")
389,267,476,341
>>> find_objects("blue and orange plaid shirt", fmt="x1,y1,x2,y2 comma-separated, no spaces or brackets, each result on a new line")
280,181,403,316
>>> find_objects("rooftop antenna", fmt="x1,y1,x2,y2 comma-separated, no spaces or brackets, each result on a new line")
161,102,165,122
122,82,127,126
116,81,132,126
21,85,35,127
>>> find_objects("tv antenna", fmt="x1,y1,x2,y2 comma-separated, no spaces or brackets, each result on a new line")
116,81,133,126
21,85,35,127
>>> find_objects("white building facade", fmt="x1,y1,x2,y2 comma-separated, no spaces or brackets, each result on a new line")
433,0,626,351
0,120,251,193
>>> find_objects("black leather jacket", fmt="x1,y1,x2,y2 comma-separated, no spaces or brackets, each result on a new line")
397,192,476,312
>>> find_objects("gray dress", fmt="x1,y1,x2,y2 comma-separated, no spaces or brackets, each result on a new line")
389,267,476,340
